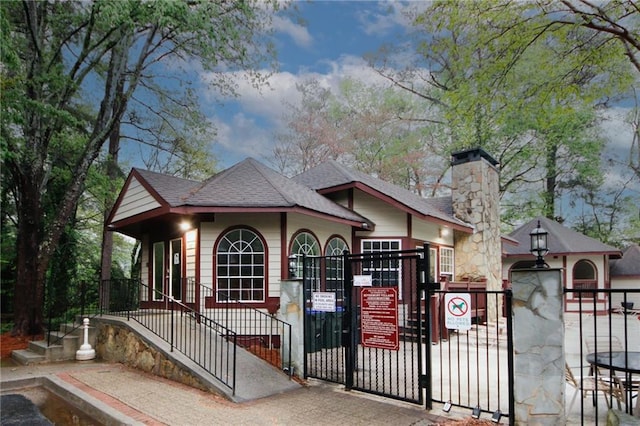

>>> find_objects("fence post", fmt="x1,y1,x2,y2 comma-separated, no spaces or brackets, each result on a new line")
170,298,174,352
511,268,564,425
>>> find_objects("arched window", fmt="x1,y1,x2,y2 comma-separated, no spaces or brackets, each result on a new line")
290,231,320,285
325,237,348,300
216,228,265,302
573,260,597,299
325,237,348,256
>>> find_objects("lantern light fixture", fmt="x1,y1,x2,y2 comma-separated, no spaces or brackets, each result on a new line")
529,220,549,268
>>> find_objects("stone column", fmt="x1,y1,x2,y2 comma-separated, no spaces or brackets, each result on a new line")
511,268,565,425
450,148,502,322
279,279,304,376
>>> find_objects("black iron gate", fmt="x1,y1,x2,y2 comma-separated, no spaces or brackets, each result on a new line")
302,245,514,422
303,246,431,405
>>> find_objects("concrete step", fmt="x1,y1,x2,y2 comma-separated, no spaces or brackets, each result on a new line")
11,349,46,365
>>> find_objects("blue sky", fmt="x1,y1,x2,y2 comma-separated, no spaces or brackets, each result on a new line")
205,1,416,169
186,0,635,191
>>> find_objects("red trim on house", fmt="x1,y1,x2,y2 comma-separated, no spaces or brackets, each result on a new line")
322,234,350,255
210,225,273,310
280,213,287,279
318,182,472,233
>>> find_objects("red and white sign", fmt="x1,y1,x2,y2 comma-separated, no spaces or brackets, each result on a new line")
360,287,399,351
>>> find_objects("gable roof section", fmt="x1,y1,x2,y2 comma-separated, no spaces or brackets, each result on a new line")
504,216,622,258
109,159,371,230
610,244,640,277
108,169,200,224
293,160,472,232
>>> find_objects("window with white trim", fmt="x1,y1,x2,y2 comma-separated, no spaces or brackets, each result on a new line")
440,246,454,279
216,228,265,302
325,237,348,300
290,231,321,288
361,239,401,288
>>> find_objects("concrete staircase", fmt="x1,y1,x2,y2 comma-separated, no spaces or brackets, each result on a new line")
11,320,97,365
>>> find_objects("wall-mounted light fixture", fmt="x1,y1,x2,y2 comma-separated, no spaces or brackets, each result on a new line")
439,227,450,238
288,254,299,279
179,220,192,232
529,220,549,268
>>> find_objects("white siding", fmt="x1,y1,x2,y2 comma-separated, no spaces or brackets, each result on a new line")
353,192,406,237
287,213,352,253
411,219,453,246
112,177,161,222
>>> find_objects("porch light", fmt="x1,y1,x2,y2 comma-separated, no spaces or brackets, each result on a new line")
179,221,192,232
288,254,299,279
529,220,549,268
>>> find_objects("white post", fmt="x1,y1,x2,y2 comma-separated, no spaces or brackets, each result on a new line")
76,317,96,361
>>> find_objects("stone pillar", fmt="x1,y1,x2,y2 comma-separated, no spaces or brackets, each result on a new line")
450,148,501,292
511,269,565,425
278,279,304,376
451,148,502,323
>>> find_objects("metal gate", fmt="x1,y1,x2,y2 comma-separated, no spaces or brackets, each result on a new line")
303,246,430,405
303,244,514,422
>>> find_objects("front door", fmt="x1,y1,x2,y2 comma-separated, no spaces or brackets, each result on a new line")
170,238,182,301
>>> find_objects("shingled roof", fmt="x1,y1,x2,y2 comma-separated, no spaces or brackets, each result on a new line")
293,160,471,231
503,216,622,258
135,158,371,226
133,168,201,205
610,244,640,277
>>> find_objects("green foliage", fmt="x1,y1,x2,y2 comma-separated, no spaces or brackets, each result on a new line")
1,0,283,335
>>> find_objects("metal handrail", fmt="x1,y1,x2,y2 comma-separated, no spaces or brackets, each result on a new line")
46,280,101,347
103,279,238,393
199,284,292,376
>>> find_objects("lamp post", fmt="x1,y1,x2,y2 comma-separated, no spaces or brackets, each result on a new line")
529,220,549,268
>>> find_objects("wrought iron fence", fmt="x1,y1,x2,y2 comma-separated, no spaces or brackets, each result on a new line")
564,287,640,424
199,284,292,375
103,279,238,393
46,280,101,346
429,287,514,422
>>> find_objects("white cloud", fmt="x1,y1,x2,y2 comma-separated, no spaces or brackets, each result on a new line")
272,15,313,48
202,54,397,168
356,2,427,36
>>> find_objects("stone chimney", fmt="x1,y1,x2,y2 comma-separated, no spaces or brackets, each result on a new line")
450,148,501,292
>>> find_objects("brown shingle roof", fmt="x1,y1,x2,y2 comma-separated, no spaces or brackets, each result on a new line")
504,216,622,258
610,244,640,277
137,158,371,226
293,160,471,230
133,168,201,205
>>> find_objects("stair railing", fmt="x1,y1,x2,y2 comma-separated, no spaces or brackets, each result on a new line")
46,280,101,347
103,279,238,394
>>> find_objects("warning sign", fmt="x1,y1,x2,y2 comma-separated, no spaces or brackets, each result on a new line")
312,292,336,312
360,287,399,351
444,293,472,330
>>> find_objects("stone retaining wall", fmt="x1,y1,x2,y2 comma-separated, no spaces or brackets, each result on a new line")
94,321,211,394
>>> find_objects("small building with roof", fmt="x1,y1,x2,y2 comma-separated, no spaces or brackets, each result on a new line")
610,244,640,308
107,148,503,317
502,216,625,312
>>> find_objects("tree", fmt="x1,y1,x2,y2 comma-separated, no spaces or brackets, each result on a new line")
369,0,636,228
274,78,446,195
0,0,282,336
537,0,640,73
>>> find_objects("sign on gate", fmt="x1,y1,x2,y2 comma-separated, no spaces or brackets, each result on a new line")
360,287,399,350
444,293,472,330
312,292,336,312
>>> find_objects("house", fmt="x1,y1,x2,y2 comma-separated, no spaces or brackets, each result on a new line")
106,148,504,318
610,244,640,308
502,217,627,312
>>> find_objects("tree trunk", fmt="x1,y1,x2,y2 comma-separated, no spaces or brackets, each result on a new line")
12,189,45,336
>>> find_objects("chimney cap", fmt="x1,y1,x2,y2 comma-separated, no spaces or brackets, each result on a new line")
451,148,499,167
